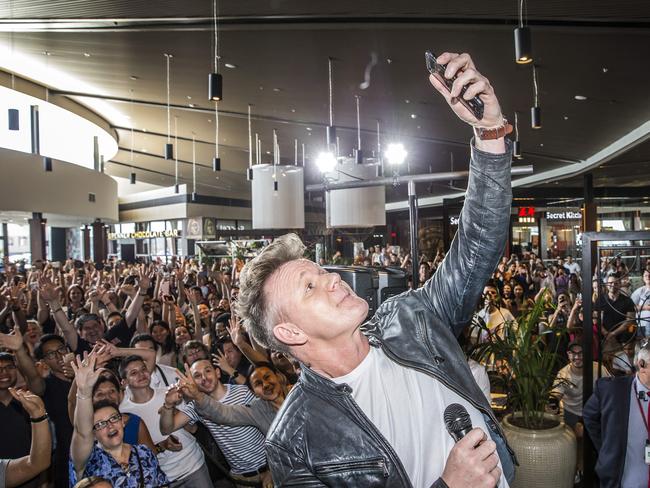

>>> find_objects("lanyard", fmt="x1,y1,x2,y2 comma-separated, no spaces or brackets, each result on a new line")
633,378,650,488
633,379,649,434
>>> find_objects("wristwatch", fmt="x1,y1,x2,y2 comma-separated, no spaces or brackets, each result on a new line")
473,118,513,140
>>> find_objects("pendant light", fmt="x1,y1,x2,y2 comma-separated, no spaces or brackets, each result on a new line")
129,90,136,183
130,172,136,184
514,0,533,64
326,57,336,146
354,95,363,164
247,104,253,180
531,65,542,129
43,157,52,172
513,111,522,159
163,54,174,160
8,74,19,130
376,119,383,177
212,101,221,171
191,133,197,201
174,116,180,193
208,0,223,101
273,129,279,194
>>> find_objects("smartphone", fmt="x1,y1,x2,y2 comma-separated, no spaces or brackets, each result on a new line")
425,51,484,120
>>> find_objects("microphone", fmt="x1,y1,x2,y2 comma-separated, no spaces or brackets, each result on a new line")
444,403,473,442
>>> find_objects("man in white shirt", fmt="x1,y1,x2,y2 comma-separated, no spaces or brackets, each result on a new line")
118,356,211,487
235,52,513,488
631,270,650,337
564,255,581,276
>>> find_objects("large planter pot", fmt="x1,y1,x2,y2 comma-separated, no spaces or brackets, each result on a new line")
501,413,576,488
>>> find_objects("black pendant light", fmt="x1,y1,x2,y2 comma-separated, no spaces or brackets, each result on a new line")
43,156,52,172
213,99,221,171
208,0,223,101
354,95,363,164
130,172,136,184
531,65,542,129
191,132,197,201
326,57,336,147
163,53,174,159
213,157,221,172
247,104,253,180
514,0,533,64
174,116,179,193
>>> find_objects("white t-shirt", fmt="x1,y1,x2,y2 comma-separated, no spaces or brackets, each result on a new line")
120,387,204,482
468,359,491,402
631,285,650,333
333,347,508,488
150,363,180,389
553,362,608,416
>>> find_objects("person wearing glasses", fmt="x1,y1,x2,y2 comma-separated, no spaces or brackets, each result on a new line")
70,352,168,488
6,331,75,487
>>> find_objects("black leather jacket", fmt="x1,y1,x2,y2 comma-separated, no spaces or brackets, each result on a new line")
266,140,517,487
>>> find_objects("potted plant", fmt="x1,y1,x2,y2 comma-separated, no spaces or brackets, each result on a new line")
471,291,577,488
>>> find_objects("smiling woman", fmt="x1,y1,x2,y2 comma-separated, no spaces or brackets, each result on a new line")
70,354,169,488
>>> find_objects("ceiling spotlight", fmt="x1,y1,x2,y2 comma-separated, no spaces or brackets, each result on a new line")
410,114,417,119
316,152,337,173
272,88,282,93
385,143,407,166
208,0,223,101
574,95,588,101
83,52,91,57
129,75,139,81
224,63,237,69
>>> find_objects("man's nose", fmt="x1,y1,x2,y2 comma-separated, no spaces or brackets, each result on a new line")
327,273,341,291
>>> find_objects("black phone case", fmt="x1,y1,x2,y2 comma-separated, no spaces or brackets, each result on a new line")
425,51,484,120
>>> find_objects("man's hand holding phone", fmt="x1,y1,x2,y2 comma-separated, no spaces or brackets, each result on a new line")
426,52,506,154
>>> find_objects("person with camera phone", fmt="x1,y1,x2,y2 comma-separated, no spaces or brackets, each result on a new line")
234,51,516,488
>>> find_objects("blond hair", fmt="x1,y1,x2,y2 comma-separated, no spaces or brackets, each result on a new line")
234,233,305,353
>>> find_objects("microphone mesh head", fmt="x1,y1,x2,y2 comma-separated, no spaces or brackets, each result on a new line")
444,403,472,437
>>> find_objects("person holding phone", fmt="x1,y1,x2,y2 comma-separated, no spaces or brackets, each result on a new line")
234,52,515,488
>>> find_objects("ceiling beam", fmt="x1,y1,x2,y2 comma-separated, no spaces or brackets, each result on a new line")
1,16,649,32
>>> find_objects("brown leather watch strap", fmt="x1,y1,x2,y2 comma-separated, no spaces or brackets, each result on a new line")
474,120,514,140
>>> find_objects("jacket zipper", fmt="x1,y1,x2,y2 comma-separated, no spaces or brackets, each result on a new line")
315,457,389,477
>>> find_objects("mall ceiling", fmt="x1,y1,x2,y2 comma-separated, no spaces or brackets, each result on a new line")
1,0,649,206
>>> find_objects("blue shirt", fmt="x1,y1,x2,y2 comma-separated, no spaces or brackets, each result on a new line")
69,443,168,487
622,376,650,488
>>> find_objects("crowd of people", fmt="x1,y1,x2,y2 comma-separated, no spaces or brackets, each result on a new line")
0,247,649,487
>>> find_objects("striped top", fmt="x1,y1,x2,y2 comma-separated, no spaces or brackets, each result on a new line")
181,384,267,474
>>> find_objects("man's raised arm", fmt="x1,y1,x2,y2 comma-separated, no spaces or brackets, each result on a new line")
417,53,512,336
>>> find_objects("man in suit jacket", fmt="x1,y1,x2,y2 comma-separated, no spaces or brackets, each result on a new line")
584,341,649,488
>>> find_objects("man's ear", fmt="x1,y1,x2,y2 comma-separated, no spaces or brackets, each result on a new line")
273,322,308,347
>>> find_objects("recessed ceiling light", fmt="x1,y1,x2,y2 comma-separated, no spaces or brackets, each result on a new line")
208,119,212,123
602,67,608,73
142,128,147,132
186,95,192,100
259,86,264,91
563,115,569,120
188,103,195,108
540,143,544,147
574,95,588,101
224,63,237,69
405,99,410,104
410,114,417,119
273,88,282,93
306,127,312,131
386,58,392,64
83,52,91,57
417,125,421,130
129,75,139,81
266,151,271,155
142,148,148,152
290,109,296,113
43,51,52,56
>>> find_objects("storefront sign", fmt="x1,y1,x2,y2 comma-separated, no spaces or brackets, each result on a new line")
450,216,460,226
518,206,536,217
108,229,180,240
545,211,581,220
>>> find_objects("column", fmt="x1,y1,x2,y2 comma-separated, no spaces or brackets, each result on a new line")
28,212,47,262
92,220,107,263
82,225,91,261
50,227,67,262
